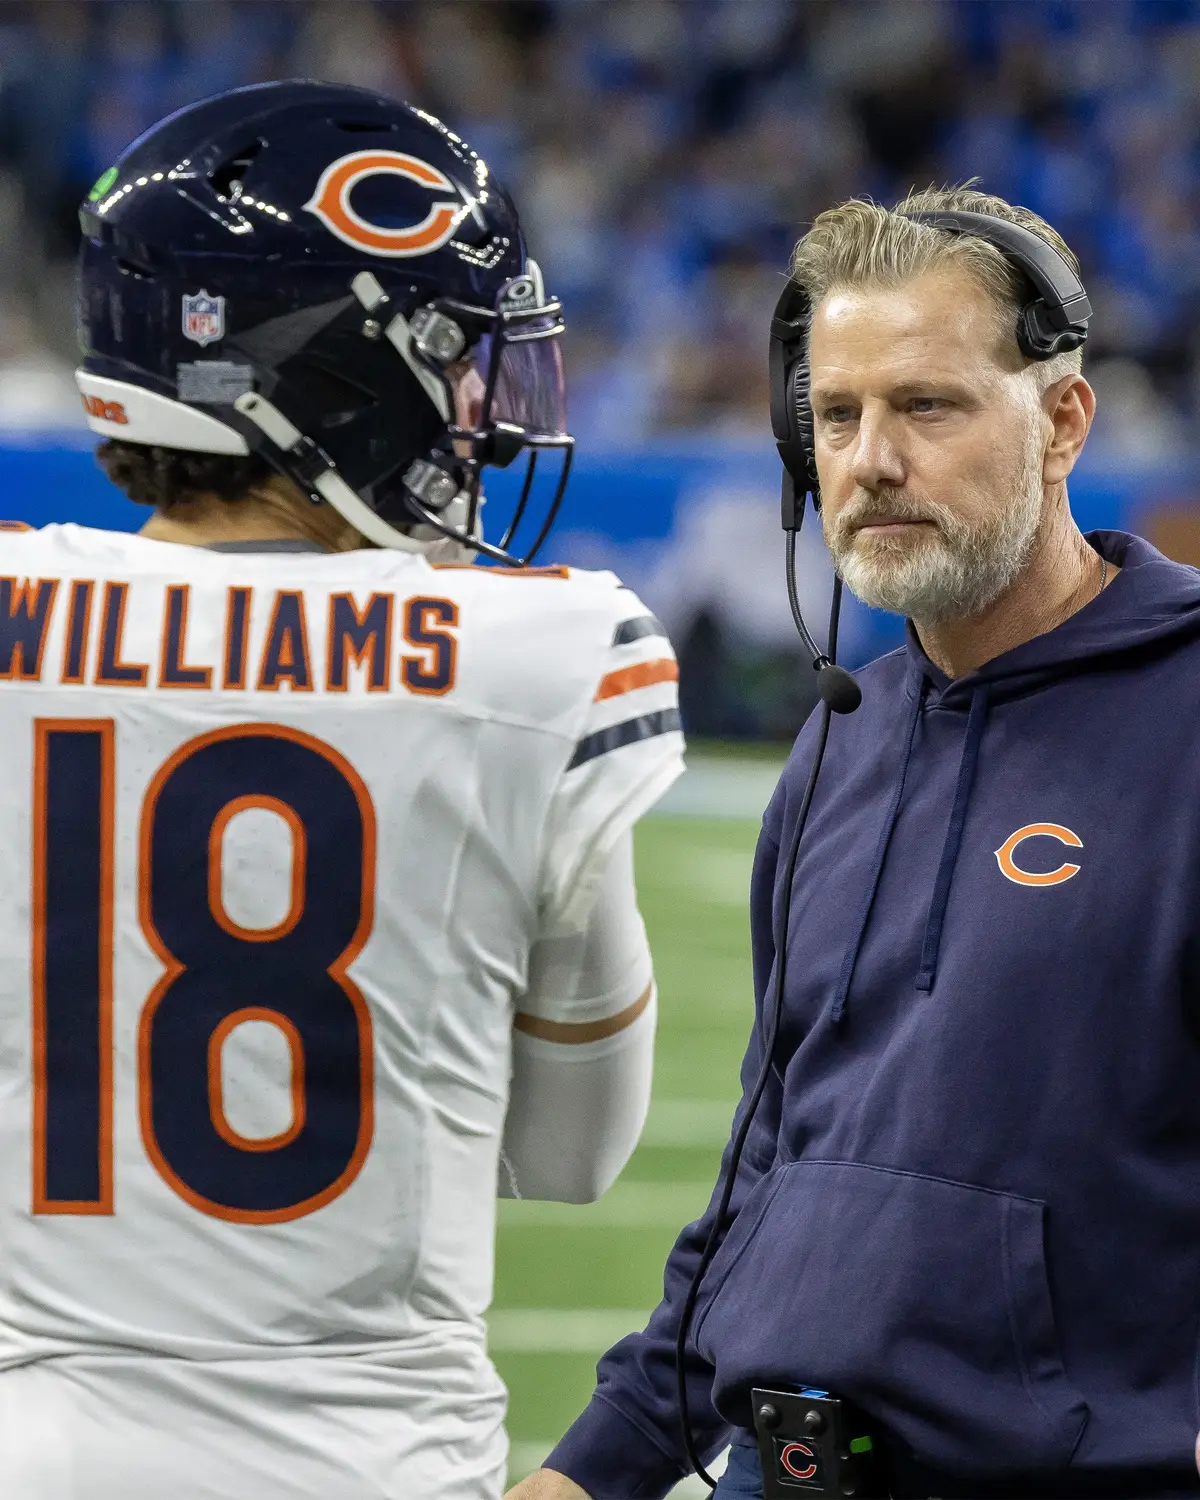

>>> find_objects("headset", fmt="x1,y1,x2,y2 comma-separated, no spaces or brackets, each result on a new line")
675,209,1092,1490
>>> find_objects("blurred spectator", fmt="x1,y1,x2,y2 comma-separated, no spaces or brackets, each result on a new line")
0,0,1199,453
0,292,81,429
1083,358,1189,464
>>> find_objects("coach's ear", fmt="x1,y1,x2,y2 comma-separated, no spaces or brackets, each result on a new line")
1041,372,1095,486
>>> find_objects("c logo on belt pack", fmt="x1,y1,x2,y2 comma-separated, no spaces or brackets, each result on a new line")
994,823,1083,887
304,150,464,257
779,1441,818,1481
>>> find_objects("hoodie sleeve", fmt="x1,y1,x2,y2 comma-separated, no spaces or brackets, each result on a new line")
543,801,786,1500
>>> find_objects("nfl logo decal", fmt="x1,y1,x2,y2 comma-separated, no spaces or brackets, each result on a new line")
182,290,225,347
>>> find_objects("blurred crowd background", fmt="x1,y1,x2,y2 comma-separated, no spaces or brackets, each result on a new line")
0,0,1198,453
2,0,1200,737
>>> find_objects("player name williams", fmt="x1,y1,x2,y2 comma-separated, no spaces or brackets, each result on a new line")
0,576,459,695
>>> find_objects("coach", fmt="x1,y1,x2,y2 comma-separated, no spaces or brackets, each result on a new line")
507,186,1200,1500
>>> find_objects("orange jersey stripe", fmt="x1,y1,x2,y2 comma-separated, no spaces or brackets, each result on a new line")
594,657,678,701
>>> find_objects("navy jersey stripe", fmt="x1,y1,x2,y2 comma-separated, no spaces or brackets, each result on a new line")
568,708,682,770
612,614,667,647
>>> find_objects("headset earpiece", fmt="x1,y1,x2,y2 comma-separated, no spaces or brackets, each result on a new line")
1016,299,1088,361
769,281,820,522
789,347,820,507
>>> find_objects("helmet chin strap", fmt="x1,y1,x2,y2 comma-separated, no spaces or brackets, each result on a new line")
233,391,474,560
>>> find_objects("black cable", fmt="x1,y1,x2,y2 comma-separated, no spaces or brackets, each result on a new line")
675,561,847,1489
787,526,861,716
828,571,845,663
785,521,823,663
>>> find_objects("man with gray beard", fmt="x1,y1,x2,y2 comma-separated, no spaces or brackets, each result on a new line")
809,200,1102,675
509,187,1200,1500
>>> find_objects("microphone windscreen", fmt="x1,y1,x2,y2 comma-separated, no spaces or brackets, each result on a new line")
818,664,862,715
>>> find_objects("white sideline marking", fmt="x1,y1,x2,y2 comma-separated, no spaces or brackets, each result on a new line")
506,1438,730,1492
488,1307,650,1353
641,1098,736,1148
498,1180,712,1229
653,755,783,821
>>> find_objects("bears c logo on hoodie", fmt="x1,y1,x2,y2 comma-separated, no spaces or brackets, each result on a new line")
995,823,1083,887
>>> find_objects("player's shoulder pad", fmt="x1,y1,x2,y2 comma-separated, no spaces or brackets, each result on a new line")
431,564,676,736
563,574,680,772
429,561,662,646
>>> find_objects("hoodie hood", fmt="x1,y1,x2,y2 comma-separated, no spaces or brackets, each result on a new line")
905,530,1200,708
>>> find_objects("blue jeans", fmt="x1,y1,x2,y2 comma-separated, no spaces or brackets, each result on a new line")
713,1441,764,1499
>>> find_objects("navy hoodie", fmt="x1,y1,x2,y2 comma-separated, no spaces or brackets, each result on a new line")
547,533,1200,1498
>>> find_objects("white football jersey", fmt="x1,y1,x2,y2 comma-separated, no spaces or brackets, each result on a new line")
0,523,683,1499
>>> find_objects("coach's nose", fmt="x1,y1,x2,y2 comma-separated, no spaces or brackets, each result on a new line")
851,401,907,493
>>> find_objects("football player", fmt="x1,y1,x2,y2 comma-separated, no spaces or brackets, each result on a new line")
0,82,682,1499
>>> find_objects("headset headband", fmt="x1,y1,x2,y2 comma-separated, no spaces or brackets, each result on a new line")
899,209,1092,332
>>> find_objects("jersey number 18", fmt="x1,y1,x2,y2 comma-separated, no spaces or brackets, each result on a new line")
32,719,376,1224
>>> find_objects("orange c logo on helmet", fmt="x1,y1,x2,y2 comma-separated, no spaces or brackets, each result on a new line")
995,823,1083,887
304,150,464,257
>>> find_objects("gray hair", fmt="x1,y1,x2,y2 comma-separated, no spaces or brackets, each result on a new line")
790,183,1084,391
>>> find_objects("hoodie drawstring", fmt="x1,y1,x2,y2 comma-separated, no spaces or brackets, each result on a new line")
915,684,990,993
829,679,926,1025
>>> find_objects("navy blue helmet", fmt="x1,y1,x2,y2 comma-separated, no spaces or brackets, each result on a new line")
77,80,572,563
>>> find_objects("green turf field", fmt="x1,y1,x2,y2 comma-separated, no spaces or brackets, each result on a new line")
491,805,766,1493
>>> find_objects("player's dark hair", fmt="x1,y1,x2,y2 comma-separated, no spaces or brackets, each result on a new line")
95,439,275,511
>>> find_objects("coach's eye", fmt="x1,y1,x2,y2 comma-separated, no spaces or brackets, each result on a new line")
822,405,855,424
908,396,946,414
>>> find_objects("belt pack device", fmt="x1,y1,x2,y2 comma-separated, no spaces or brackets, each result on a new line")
751,1387,883,1498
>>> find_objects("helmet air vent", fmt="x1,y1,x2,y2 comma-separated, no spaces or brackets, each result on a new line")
210,140,264,203
115,258,153,282
333,119,398,134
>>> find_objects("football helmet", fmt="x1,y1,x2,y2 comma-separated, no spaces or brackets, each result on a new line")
77,80,572,563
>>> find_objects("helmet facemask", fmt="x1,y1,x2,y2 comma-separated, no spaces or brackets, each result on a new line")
352,261,574,566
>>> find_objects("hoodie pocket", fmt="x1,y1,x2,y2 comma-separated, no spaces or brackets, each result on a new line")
693,1159,1088,1477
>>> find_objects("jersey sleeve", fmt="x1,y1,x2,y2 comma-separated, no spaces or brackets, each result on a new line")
523,829,652,1025
538,591,684,935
